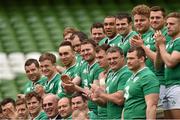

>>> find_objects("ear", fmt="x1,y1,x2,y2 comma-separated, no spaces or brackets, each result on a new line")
139,56,145,63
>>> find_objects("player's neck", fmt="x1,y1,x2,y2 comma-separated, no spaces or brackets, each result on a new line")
172,32,180,40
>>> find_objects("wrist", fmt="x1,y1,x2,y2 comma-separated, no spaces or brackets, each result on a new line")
159,44,165,51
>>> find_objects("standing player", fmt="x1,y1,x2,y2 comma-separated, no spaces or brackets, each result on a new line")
124,47,159,119
92,46,132,119
99,16,122,47
116,12,137,55
90,22,106,44
155,12,180,119
23,59,46,94
39,52,61,94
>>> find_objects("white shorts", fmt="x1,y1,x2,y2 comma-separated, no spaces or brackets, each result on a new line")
161,85,180,110
158,85,166,108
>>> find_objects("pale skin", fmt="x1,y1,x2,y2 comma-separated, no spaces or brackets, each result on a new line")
91,51,125,106
154,16,180,118
91,85,124,106
154,30,180,68
132,14,157,63
145,94,159,119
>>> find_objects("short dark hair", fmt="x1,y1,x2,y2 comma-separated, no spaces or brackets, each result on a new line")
150,6,166,17
70,31,88,42
39,52,56,64
128,46,146,59
95,44,110,53
106,46,124,56
116,12,132,23
81,39,97,49
25,91,42,103
1,98,16,108
25,59,39,68
90,22,104,33
71,93,87,103
59,41,74,51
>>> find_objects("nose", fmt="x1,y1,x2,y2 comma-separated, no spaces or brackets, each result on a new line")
61,54,66,59
29,71,34,75
127,59,131,64
19,109,24,113
109,59,114,64
95,34,99,38
136,20,141,25
74,104,78,108
119,24,123,28
106,24,111,29
84,50,88,54
167,23,170,29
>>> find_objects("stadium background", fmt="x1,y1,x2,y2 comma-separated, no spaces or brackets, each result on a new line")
0,0,179,100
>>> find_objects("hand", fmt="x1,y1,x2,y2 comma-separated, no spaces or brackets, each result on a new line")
35,84,45,97
154,30,166,46
4,105,17,119
56,65,66,73
62,81,75,93
82,87,92,99
91,84,104,98
61,74,72,84
99,71,107,80
130,35,144,47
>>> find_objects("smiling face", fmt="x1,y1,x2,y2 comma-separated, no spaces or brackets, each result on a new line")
26,97,41,117
96,49,108,68
91,27,105,43
39,60,56,79
134,14,150,34
116,18,131,36
150,11,165,30
59,46,75,68
71,96,87,111
25,63,41,82
58,98,72,119
104,17,117,38
107,51,124,71
81,43,96,64
43,95,58,118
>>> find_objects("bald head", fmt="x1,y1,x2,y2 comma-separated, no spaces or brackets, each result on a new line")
43,94,59,118
58,97,72,119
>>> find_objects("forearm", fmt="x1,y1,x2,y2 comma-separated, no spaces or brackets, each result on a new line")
146,105,157,119
154,50,164,70
72,76,81,85
142,45,156,62
74,85,84,93
92,97,107,106
159,44,174,67
100,92,124,105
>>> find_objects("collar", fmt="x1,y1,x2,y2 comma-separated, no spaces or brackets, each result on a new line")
107,34,120,43
132,67,147,77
